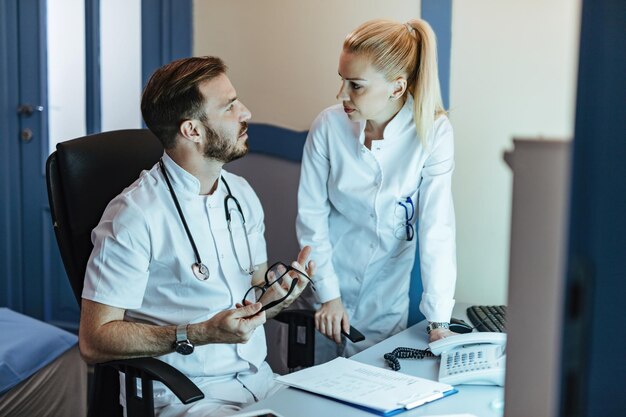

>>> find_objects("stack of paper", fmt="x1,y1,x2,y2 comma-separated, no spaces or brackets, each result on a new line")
276,357,457,416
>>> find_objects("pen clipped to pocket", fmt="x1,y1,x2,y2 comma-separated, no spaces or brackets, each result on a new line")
342,325,365,343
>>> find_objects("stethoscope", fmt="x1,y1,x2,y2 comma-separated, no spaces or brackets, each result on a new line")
159,158,255,281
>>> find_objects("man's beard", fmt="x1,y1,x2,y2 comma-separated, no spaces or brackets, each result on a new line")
202,121,248,163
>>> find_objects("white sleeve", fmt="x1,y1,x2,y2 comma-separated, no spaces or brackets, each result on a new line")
82,198,151,309
417,117,457,322
296,113,341,303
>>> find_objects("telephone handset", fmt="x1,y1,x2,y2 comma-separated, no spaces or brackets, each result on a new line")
429,332,507,386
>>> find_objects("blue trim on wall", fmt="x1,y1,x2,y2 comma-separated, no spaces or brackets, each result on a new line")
141,3,160,89
247,123,307,162
404,0,453,326
85,0,101,134
422,0,452,110
85,0,102,134
169,0,193,62
141,0,193,88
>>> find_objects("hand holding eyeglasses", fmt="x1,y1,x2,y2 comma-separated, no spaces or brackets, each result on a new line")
238,246,316,317
200,301,267,344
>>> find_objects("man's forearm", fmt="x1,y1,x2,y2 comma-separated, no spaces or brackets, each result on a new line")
79,299,265,364
80,320,176,364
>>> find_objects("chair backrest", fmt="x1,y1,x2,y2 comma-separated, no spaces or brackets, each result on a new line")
46,129,163,304
45,128,311,415
46,129,163,417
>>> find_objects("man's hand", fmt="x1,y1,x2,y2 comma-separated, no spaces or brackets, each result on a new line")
195,302,266,344
315,297,350,344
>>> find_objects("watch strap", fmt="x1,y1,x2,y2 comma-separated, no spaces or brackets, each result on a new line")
173,324,194,355
426,321,450,334
176,324,188,343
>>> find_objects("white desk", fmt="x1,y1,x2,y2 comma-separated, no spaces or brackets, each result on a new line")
243,304,505,416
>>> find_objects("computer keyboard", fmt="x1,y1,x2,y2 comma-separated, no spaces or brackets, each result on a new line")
466,305,507,332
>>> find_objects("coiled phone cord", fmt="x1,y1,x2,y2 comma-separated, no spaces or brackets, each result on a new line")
383,347,437,371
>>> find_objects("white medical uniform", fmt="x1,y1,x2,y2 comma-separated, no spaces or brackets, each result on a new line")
82,153,274,415
296,95,457,360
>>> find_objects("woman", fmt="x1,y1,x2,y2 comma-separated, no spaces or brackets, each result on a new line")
296,18,457,362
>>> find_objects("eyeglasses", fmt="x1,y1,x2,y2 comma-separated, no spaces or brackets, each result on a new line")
394,197,415,241
242,262,314,312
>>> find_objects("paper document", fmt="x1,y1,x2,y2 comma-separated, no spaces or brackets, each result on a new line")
422,415,477,417
275,357,456,416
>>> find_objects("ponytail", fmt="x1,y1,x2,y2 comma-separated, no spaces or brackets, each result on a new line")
407,19,445,144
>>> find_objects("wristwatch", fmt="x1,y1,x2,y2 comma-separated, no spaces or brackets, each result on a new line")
173,324,194,355
426,321,450,334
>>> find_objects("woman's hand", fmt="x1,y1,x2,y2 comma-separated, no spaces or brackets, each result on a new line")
428,328,457,343
315,297,349,344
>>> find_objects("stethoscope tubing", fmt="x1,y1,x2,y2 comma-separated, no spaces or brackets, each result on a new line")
159,159,204,271
159,158,255,280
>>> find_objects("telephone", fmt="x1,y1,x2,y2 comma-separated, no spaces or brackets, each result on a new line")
428,332,507,386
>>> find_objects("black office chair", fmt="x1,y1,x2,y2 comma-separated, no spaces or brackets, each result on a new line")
273,309,315,372
46,129,204,417
46,129,315,416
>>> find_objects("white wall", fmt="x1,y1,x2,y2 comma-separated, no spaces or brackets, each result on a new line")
193,0,581,306
450,0,581,305
100,0,142,130
47,0,86,152
193,0,420,129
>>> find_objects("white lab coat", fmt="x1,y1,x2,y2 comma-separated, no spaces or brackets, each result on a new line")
83,153,274,407
296,95,457,359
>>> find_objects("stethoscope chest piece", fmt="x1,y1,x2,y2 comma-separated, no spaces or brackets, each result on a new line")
192,262,210,281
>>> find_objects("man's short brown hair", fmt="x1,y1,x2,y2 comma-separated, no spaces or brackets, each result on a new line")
141,56,227,149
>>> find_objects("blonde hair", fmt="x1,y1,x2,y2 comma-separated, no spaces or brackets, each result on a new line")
343,18,445,142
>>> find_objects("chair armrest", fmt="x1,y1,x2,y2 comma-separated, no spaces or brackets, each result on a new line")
104,357,204,404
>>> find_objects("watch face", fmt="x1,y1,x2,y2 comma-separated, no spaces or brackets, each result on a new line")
175,341,194,355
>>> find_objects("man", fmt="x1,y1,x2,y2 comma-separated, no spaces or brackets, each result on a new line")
79,56,314,416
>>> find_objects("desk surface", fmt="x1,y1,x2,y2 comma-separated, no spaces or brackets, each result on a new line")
243,303,505,417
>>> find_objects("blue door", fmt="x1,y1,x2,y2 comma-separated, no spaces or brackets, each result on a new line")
1,0,58,320
0,0,192,330
1,0,80,329
0,0,22,313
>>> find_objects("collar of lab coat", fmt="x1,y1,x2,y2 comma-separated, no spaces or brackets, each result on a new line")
356,93,415,151
160,152,224,199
